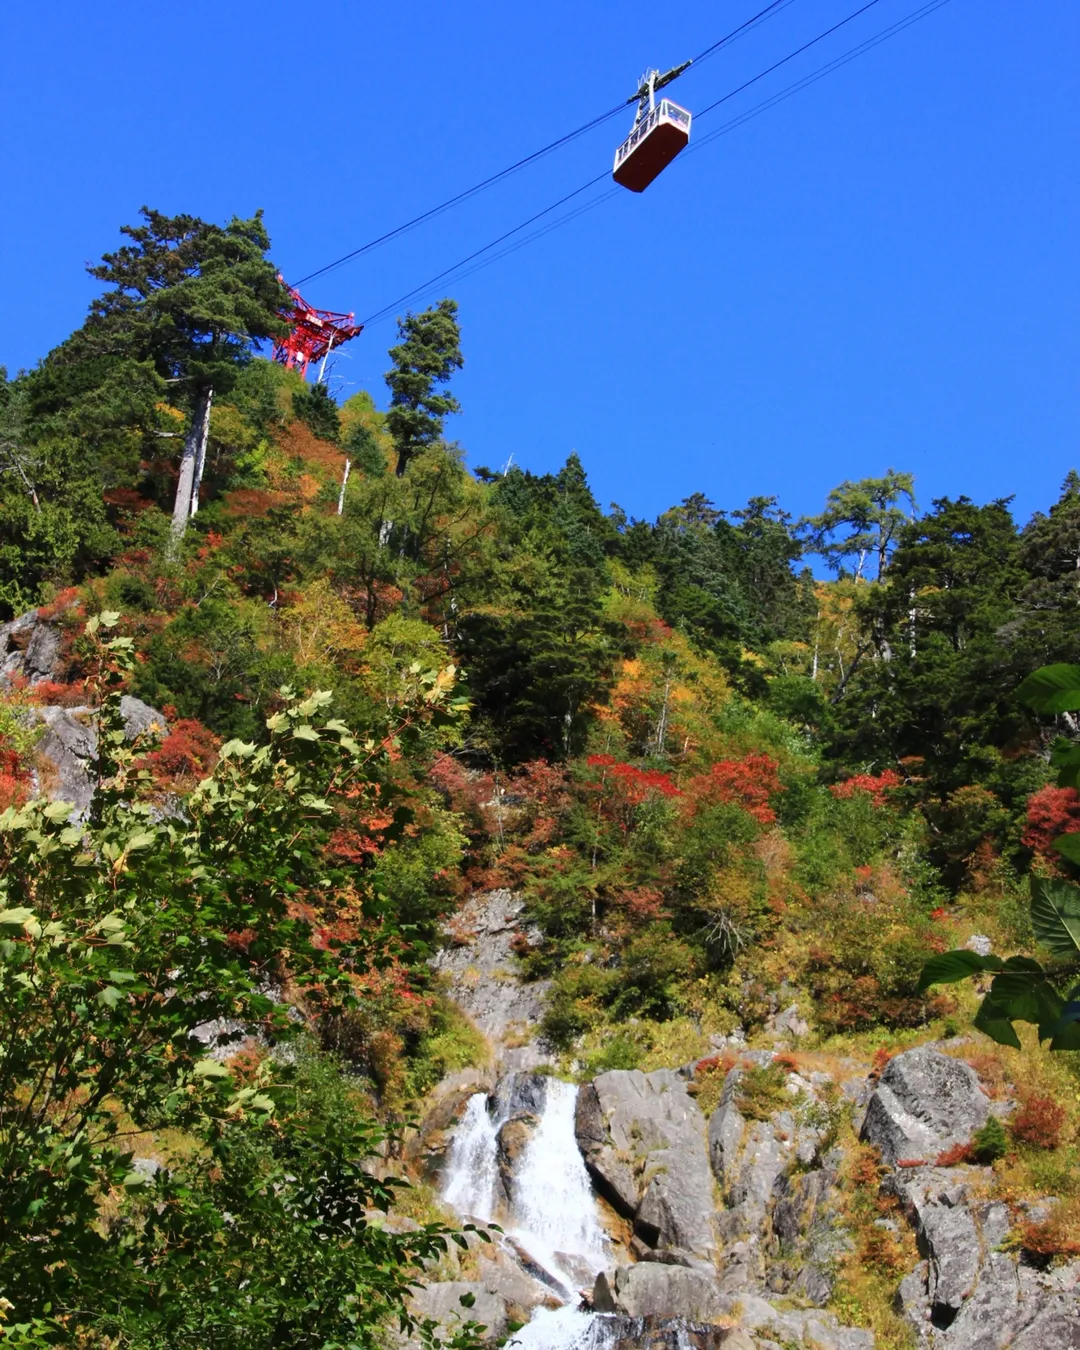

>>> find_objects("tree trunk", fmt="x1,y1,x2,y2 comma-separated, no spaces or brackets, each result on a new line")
189,387,214,518
654,679,671,756
336,457,351,515
168,388,212,556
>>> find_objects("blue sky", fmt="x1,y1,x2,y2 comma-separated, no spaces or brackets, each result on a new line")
4,0,1077,527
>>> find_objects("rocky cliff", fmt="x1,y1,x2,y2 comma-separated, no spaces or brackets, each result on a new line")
412,891,1080,1350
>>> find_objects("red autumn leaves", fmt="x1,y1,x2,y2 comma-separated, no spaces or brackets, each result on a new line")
586,751,785,827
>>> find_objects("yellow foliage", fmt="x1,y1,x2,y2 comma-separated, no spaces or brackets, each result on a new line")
278,580,368,670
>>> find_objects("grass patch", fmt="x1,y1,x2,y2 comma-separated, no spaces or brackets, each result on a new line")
829,1141,919,1350
736,1062,792,1121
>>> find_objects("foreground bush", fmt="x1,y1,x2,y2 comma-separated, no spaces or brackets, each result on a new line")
0,616,482,1348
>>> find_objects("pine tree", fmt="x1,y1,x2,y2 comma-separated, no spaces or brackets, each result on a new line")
384,299,463,475
66,208,287,553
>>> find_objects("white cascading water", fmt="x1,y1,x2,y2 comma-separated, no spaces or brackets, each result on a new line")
509,1078,608,1286
441,1078,615,1350
442,1091,501,1220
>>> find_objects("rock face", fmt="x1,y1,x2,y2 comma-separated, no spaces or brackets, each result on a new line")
408,1280,511,1340
575,1068,717,1261
594,1265,873,1350
601,1264,728,1322
861,1047,990,1165
429,890,549,1068
604,1318,744,1350
0,608,64,688
889,1167,1080,1350
30,697,168,818
705,1062,841,1302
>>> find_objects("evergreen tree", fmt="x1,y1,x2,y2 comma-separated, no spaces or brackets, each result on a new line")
54,208,287,552
292,381,341,442
384,300,463,475
827,496,1038,827
802,470,917,580
0,368,117,616
1017,471,1080,666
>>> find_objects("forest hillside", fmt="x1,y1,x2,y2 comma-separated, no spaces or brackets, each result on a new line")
3,210,1080,1349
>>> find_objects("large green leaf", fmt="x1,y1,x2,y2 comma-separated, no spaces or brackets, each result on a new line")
973,995,1022,1049
1049,738,1080,788
1052,833,1080,864
1017,664,1080,714
1030,877,1080,960
988,964,1064,1039
917,949,1004,992
1049,1000,1080,1051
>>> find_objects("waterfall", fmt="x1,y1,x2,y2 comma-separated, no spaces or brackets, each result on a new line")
508,1078,608,1285
442,1078,609,1285
441,1078,616,1350
510,1305,619,1350
442,1091,501,1220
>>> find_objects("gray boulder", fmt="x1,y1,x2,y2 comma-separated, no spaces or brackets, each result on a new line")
408,1282,508,1339
34,707,97,816
120,695,169,742
575,1068,717,1260
600,1264,728,1322
861,1048,989,1165
496,1114,539,1209
0,608,64,687
491,1070,547,1120
735,1294,874,1350
888,1165,1080,1349
600,1312,745,1350
31,698,169,819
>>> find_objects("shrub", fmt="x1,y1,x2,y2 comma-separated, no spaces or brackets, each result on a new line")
829,770,902,806
935,1142,975,1166
1020,1210,1080,1260
686,753,784,825
1022,784,1080,860
584,1032,642,1075
971,1115,1009,1164
736,1062,791,1121
1011,1093,1066,1150
25,678,85,706
137,716,221,787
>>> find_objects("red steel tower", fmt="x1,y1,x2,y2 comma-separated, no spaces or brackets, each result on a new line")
272,277,364,380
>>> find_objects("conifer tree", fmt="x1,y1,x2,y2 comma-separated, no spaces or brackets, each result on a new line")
384,300,463,475
63,208,287,553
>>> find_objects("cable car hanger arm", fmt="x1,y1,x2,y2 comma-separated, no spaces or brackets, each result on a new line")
627,60,693,116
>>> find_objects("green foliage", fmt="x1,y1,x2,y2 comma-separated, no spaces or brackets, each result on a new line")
919,661,1080,1050
293,380,342,442
801,469,916,581
385,299,463,474
0,369,118,616
0,615,481,1345
736,1062,792,1121
972,1114,1009,1164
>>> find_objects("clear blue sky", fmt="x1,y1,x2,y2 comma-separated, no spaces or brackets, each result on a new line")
4,0,1077,527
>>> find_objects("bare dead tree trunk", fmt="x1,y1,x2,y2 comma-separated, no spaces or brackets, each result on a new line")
169,388,212,555
336,457,351,515
189,388,214,518
4,448,39,511
654,678,671,756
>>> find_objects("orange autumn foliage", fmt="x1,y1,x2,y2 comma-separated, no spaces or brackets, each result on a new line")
686,753,783,824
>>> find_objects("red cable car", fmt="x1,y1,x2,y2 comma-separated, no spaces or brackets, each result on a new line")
613,63,693,193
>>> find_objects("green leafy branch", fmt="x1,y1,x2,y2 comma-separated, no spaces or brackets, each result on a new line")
919,662,1080,1049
